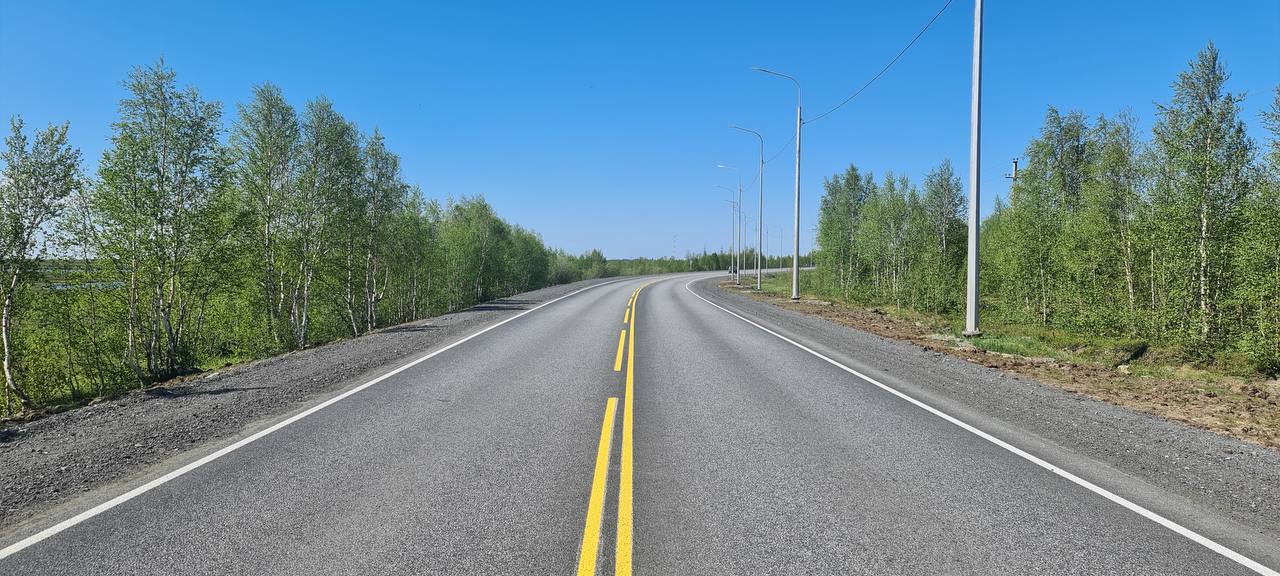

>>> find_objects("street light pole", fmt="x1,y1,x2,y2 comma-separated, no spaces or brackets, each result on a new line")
722,198,736,274
716,184,738,282
753,67,801,300
731,125,765,290
717,165,741,284
737,174,743,285
963,0,983,337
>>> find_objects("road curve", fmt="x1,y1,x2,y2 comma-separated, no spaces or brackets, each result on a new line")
0,272,1276,575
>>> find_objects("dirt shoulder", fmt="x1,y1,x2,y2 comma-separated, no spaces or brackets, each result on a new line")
720,280,1280,450
0,278,612,531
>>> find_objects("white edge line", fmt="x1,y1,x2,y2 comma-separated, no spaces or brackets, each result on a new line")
0,279,626,561
683,279,1278,576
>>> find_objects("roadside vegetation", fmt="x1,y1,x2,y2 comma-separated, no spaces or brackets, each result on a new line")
804,43,1279,378
0,60,755,418
741,44,1279,446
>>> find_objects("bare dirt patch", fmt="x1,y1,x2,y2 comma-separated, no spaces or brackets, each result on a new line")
721,281,1280,450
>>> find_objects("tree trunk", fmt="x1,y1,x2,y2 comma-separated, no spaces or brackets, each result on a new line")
1121,224,1137,334
1198,188,1211,338
1197,134,1213,339
345,244,359,337
263,190,279,348
2,272,36,411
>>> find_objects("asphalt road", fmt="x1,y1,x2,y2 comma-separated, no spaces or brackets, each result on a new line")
1,272,1277,575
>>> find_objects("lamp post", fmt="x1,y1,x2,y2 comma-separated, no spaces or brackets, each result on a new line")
721,199,736,275
731,125,765,290
717,165,742,285
715,185,738,282
752,67,801,300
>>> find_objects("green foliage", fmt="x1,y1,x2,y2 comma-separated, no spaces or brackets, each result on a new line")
2,60,714,416
2,114,84,410
813,161,964,313
810,43,1279,375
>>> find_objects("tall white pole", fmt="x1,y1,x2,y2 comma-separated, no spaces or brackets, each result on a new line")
964,0,983,336
756,138,763,289
792,99,801,300
729,201,735,275
736,175,743,285
732,126,766,290
752,68,802,300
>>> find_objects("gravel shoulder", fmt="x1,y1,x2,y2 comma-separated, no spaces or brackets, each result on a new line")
695,276,1280,550
0,278,612,534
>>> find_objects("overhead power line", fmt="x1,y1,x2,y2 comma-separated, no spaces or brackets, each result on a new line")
805,0,955,125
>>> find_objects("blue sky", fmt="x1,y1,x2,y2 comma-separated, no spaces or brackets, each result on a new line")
2,1,1277,258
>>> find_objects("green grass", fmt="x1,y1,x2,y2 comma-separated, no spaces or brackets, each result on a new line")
742,270,1256,382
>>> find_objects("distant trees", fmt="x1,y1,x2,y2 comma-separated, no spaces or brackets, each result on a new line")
814,161,963,314
813,43,1279,374
920,159,966,312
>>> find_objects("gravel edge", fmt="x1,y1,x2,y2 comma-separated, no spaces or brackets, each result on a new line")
695,276,1280,546
0,278,613,532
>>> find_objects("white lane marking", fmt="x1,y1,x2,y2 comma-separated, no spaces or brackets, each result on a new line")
684,279,1279,576
0,279,627,561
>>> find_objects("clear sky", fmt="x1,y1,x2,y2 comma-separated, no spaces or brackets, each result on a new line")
2,1,1278,258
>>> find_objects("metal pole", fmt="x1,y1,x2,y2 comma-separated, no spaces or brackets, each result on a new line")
717,166,740,283
736,175,743,285
731,126,766,290
717,184,738,279
964,0,983,336
722,198,735,275
752,68,802,299
747,136,757,288
792,99,801,300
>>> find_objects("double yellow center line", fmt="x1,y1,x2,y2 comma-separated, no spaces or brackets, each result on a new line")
617,286,638,575
577,284,643,576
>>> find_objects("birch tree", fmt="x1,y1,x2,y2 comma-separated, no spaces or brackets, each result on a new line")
1,117,82,410
294,98,358,346
1151,42,1253,342
234,83,300,350
92,59,232,381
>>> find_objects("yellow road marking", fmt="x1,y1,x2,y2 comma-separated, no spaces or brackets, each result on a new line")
624,307,630,324
614,330,627,372
616,287,640,575
576,397,619,576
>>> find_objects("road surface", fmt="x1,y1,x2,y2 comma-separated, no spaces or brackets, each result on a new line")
1,273,1277,575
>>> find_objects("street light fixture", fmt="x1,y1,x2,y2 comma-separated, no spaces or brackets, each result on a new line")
752,67,801,300
730,125,764,290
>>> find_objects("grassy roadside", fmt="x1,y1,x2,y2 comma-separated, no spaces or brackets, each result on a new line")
725,273,1280,450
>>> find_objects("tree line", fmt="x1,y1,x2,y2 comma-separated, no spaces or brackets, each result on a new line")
0,60,736,415
812,44,1280,375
